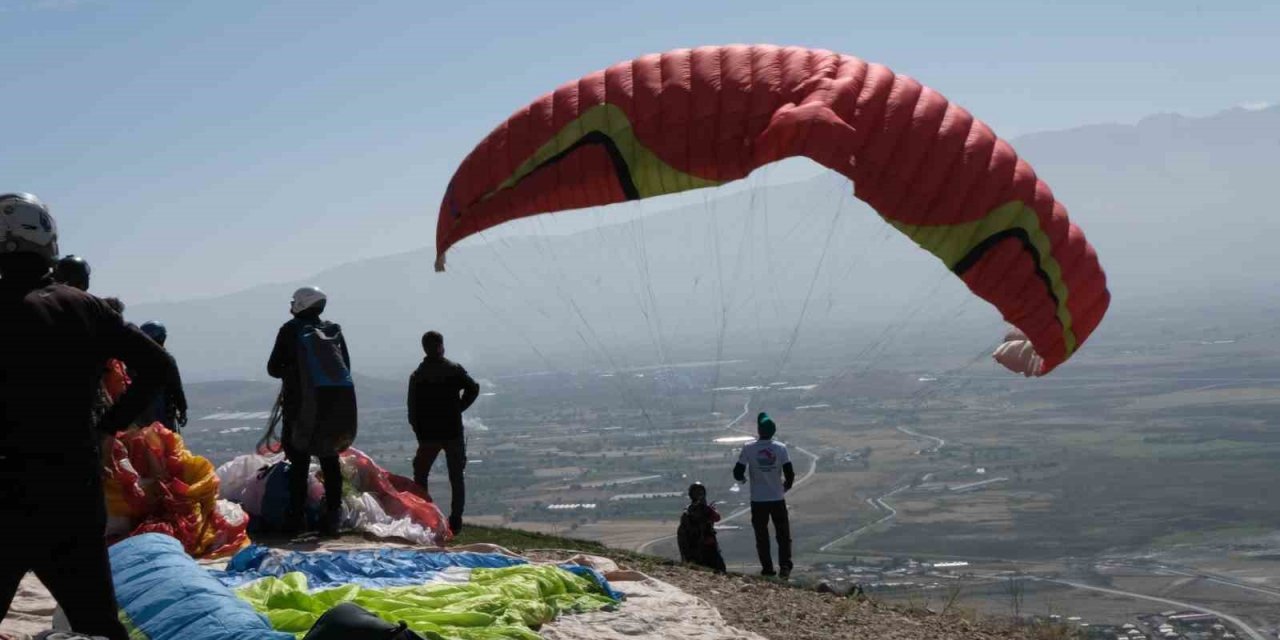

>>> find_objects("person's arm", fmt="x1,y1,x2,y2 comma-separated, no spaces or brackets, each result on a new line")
338,324,352,369
706,503,722,523
783,462,796,492
407,372,419,434
266,324,292,379
732,445,747,481
169,359,189,428
457,365,480,412
97,313,178,435
733,446,748,482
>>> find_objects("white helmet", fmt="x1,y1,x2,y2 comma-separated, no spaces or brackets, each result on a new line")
290,286,327,315
0,193,58,261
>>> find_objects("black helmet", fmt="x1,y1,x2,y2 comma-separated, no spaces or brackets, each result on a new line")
139,320,168,346
53,254,91,291
688,482,707,499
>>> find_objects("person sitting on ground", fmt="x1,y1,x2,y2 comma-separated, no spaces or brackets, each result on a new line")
0,192,177,640
136,321,189,432
677,481,726,573
733,412,796,579
407,330,479,535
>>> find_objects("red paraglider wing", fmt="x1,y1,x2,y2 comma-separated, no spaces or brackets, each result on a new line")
436,45,1109,376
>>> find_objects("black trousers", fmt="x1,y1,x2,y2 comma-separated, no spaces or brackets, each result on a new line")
750,500,792,574
0,470,129,640
283,442,342,524
413,437,466,520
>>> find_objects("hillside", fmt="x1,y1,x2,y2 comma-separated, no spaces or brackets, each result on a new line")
129,104,1280,382
451,524,1056,640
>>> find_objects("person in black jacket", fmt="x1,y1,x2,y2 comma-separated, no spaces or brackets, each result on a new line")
677,482,726,573
407,331,479,534
0,193,176,640
136,320,189,431
267,286,350,537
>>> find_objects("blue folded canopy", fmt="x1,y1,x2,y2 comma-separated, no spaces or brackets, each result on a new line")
214,545,625,600
110,533,292,640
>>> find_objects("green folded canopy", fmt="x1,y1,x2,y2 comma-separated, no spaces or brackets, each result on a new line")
235,565,618,639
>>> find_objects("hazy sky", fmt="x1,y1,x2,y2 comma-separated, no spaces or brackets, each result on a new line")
4,0,1276,303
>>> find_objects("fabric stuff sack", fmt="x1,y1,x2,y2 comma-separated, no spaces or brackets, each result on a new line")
301,603,426,640
293,321,357,456
249,461,320,533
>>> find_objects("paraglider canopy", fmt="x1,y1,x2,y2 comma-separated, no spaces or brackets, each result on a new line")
435,45,1109,376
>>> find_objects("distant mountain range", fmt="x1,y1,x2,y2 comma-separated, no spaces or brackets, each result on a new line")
132,104,1280,382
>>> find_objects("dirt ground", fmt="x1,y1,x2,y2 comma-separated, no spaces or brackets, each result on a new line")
631,562,1051,640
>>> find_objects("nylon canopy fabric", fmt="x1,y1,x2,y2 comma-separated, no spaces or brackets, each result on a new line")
215,546,526,589
103,425,250,558
214,448,449,546
234,566,618,639
436,44,1109,376
109,533,293,640
215,546,626,601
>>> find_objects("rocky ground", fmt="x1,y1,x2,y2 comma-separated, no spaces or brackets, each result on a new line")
641,563,1056,640
458,525,1071,640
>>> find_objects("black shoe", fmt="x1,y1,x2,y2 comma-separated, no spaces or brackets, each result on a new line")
282,511,304,538
779,568,791,580
449,515,464,534
319,511,341,538
760,568,777,578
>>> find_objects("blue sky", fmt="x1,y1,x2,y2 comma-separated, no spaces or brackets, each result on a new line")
3,0,1276,302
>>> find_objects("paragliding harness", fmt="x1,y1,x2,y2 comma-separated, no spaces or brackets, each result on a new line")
291,320,357,456
302,602,426,640
676,510,700,563
253,400,325,534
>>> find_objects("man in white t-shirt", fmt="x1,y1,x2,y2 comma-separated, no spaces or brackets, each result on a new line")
733,412,796,578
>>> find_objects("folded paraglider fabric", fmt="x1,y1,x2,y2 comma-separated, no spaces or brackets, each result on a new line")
234,565,618,639
214,546,527,589
339,448,449,543
214,546,626,602
102,425,250,558
101,359,129,404
109,533,293,640
215,448,449,546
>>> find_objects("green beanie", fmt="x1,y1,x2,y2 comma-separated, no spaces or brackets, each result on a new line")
757,412,777,439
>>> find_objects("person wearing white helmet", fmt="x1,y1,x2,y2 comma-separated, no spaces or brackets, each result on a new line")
267,286,356,537
0,193,176,640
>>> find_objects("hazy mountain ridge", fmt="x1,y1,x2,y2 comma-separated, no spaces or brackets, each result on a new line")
132,104,1280,382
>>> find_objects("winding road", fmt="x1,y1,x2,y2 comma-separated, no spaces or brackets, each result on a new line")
1122,561,1280,600
636,400,819,554
896,425,945,454
1033,578,1267,640
816,424,947,553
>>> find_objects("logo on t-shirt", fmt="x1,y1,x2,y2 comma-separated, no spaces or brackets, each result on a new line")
756,448,777,467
